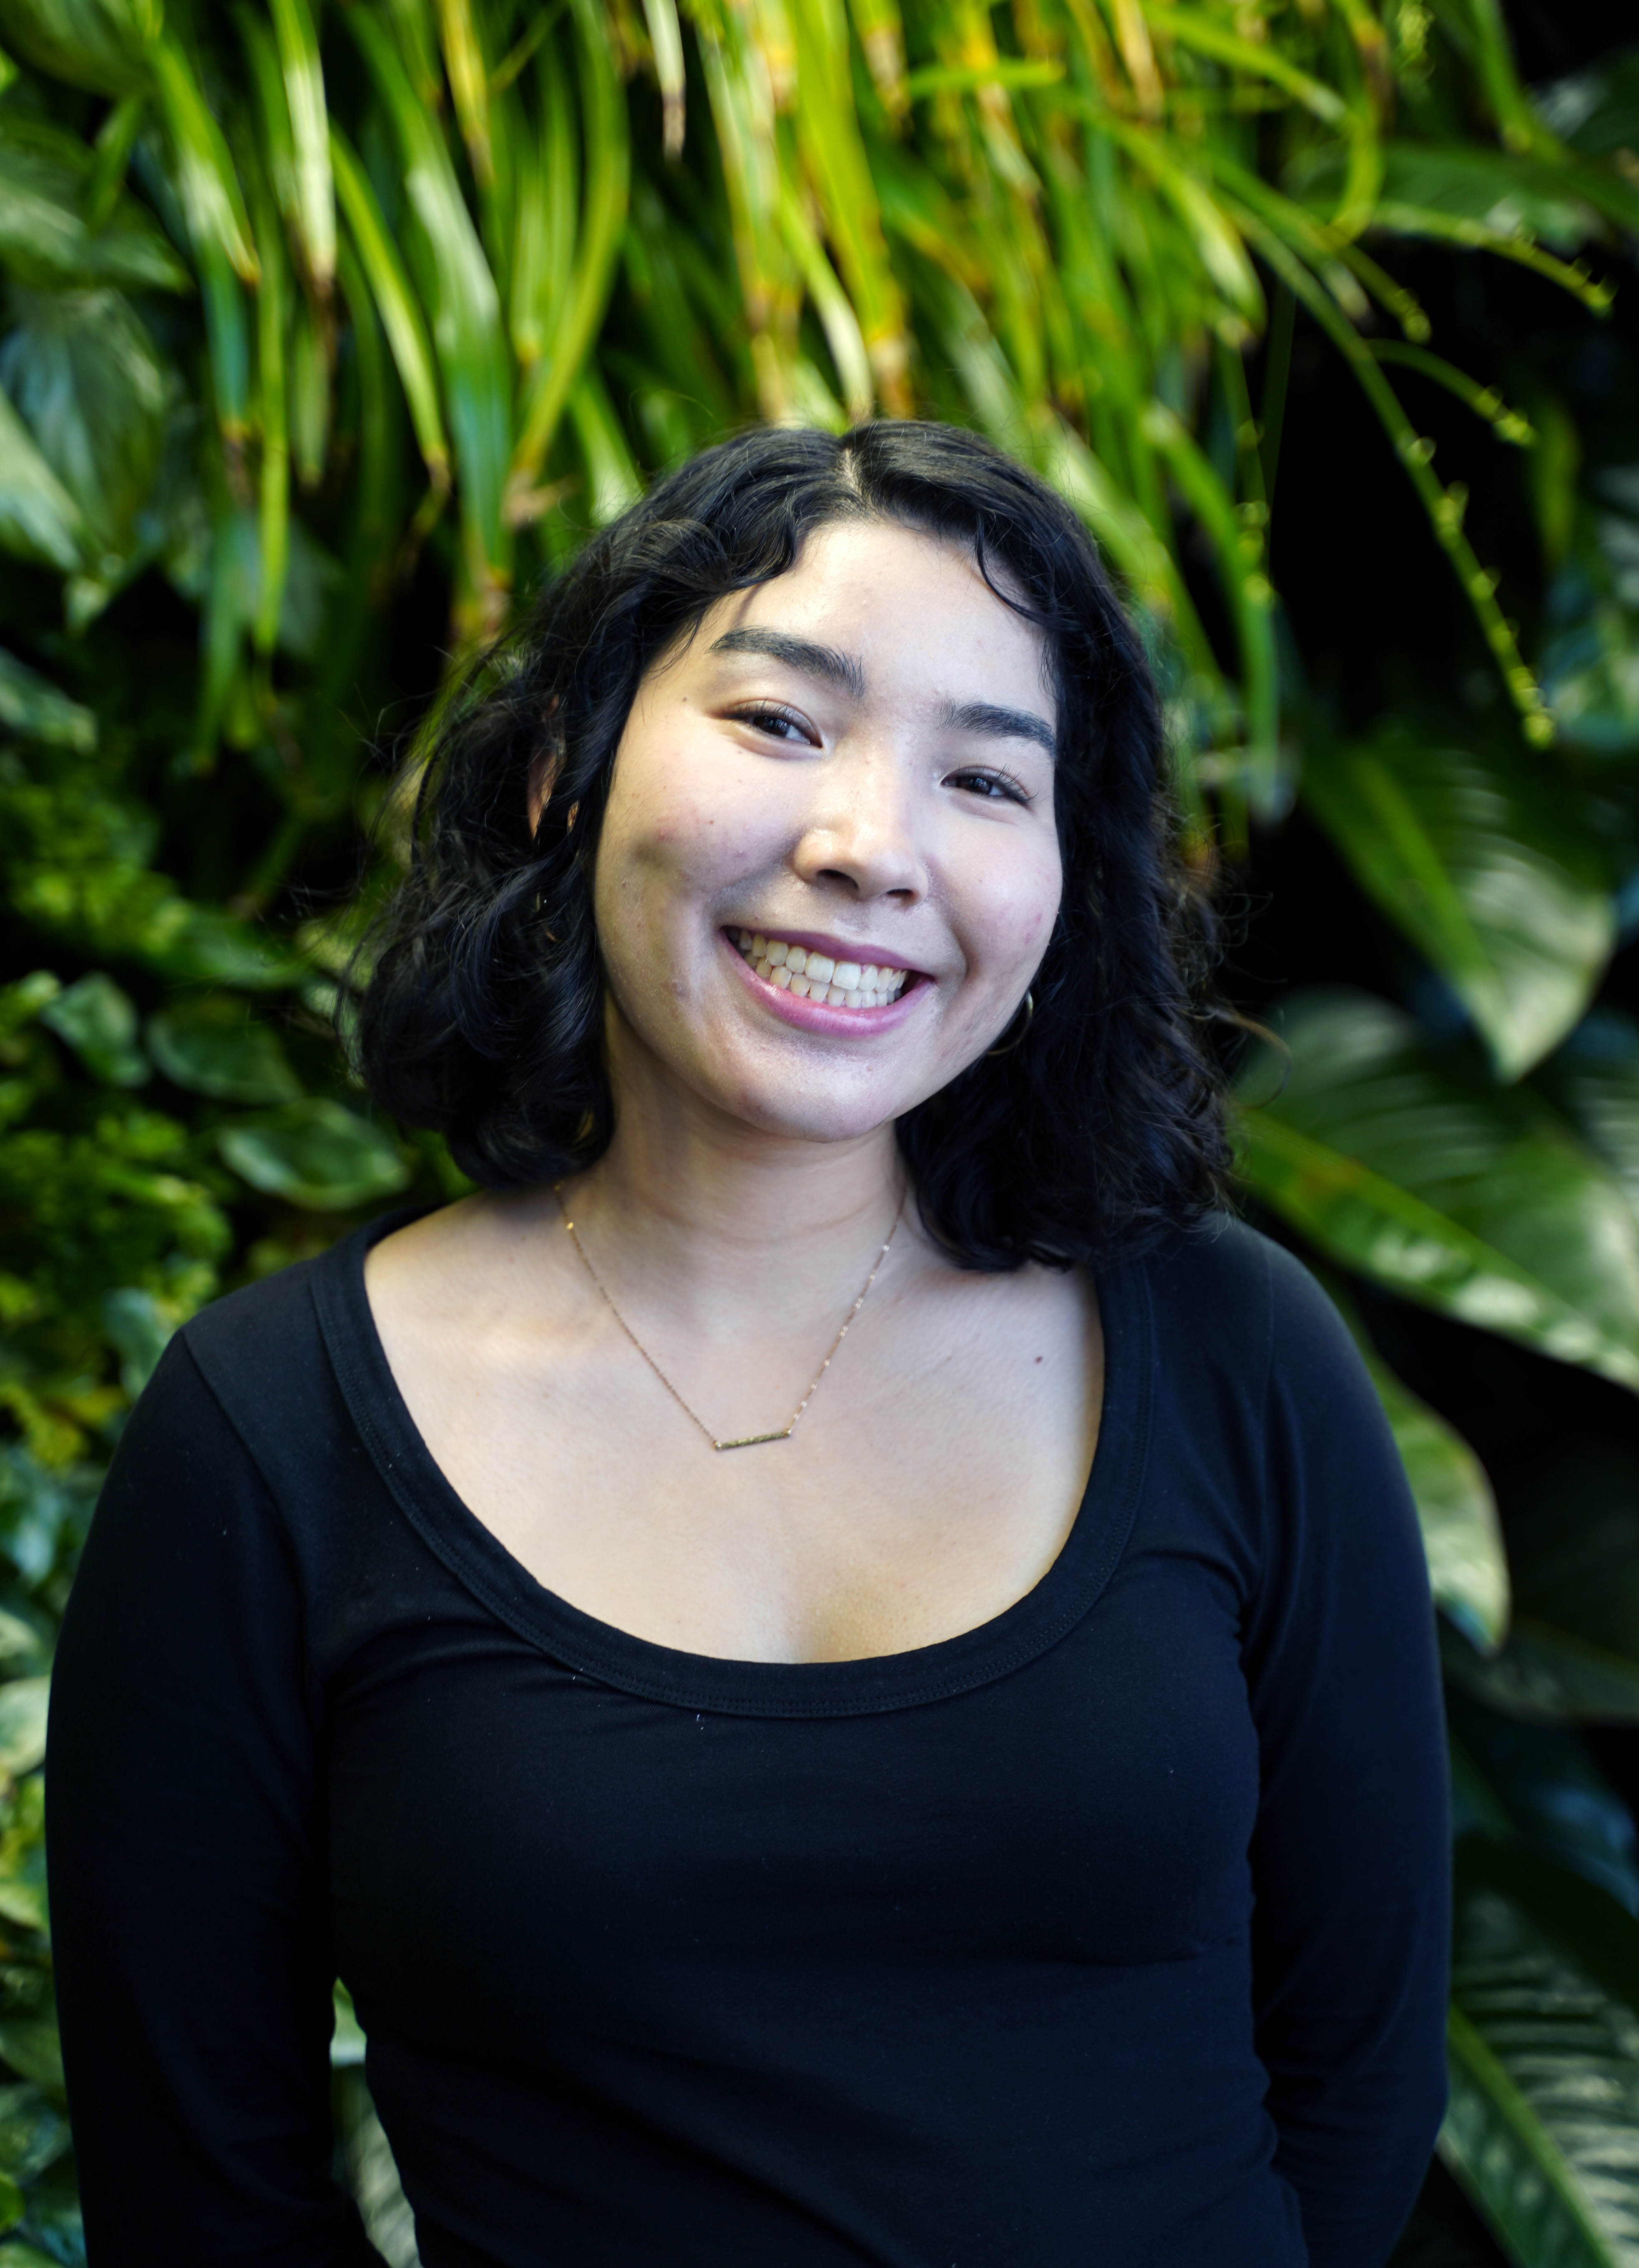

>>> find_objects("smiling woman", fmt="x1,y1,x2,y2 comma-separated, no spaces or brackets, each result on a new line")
45,425,1450,2268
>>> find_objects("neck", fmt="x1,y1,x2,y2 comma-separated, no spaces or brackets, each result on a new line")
553,1015,910,1326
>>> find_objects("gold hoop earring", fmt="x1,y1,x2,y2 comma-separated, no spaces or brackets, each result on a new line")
987,990,1034,1057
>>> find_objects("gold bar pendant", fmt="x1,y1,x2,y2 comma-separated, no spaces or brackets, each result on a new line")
712,1430,793,1451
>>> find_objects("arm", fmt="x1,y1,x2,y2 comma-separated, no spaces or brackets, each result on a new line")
1246,1243,1450,2268
46,1333,381,2265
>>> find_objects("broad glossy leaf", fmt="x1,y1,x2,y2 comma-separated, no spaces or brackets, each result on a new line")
1361,1346,1508,1653
0,2015,60,2095
1448,1692,1639,1912
331,1979,366,2068
0,0,158,95
146,997,301,1105
0,1682,48,1779
1443,1838,1639,2267
1543,1012,1639,1218
1302,733,1614,1081
38,971,147,1087
100,1285,176,1397
0,2088,68,2186
0,286,173,572
0,388,83,572
1239,990,1639,1391
0,651,93,751
0,121,188,291
219,1099,410,1211
1442,1449,1639,1724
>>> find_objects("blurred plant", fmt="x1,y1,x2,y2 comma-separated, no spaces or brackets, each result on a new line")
0,0,1635,2260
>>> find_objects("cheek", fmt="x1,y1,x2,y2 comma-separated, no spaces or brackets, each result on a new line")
959,833,1063,973
603,750,778,917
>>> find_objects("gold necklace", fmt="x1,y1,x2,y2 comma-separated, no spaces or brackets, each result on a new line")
554,1186,903,1452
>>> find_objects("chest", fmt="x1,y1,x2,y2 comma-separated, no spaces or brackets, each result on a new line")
371,1264,1104,1663
327,1553,1260,2066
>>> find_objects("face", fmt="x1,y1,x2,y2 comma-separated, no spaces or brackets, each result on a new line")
581,517,1064,1144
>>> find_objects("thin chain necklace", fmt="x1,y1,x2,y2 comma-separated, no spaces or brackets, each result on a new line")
554,1185,903,1452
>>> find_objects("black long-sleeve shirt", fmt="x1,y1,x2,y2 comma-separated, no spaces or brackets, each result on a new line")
46,1209,1449,2268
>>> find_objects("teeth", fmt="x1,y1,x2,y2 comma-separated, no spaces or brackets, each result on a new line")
732,929,910,1010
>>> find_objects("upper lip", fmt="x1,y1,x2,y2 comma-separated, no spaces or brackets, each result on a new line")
725,925,931,977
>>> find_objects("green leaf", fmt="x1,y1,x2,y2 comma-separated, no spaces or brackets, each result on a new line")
330,124,449,490
0,2087,68,2186
0,0,159,96
0,120,189,292
0,652,94,752
347,7,511,596
218,1099,410,1211
1362,1344,1508,1653
1543,1012,1639,1217
38,972,148,1087
0,388,84,574
1319,1266,1508,1651
100,1284,176,1396
1238,989,1639,1391
146,997,301,1105
149,29,259,285
267,0,334,296
0,2014,61,2095
1443,1448,1639,1723
1443,1838,1639,2267
0,285,174,584
331,1979,366,2068
1448,1695,1639,1912
0,1684,48,1780
1301,731,1615,1081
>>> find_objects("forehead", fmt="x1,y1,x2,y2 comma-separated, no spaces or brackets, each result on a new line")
690,518,1056,713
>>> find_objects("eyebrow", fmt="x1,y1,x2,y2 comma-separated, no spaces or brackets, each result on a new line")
936,697,1057,760
707,627,1056,759
708,628,866,701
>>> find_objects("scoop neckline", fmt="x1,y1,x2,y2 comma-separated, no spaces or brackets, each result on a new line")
312,1205,1155,1719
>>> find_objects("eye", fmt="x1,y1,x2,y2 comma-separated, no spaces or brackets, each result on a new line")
947,767,1032,806
730,702,815,745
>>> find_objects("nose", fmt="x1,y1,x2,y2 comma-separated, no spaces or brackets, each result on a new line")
790,746,929,905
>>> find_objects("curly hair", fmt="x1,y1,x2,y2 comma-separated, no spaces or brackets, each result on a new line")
350,420,1230,1269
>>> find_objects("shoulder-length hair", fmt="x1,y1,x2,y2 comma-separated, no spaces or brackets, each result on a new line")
352,420,1229,1270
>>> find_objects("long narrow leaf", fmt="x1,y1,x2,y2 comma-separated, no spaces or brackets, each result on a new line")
509,0,628,503
149,30,259,284
329,123,449,491
268,0,334,295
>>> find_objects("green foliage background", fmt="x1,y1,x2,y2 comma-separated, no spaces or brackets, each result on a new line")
0,0,1636,2258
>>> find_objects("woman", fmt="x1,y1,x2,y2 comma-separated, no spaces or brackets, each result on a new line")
47,422,1448,2268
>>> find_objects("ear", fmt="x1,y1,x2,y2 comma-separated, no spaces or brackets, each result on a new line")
525,699,563,836
525,744,556,836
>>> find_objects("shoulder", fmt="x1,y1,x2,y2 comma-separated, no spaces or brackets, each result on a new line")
1136,1212,1345,1352
161,1212,410,1497
1128,1213,1375,1454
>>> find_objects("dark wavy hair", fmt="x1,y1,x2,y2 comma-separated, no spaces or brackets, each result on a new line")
351,420,1229,1269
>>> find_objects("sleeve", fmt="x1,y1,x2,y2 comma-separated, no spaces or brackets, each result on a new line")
1244,1242,1451,2268
45,1331,382,2266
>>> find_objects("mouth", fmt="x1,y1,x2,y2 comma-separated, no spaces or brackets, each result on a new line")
729,929,915,1010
